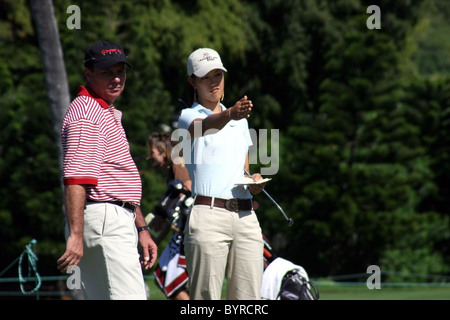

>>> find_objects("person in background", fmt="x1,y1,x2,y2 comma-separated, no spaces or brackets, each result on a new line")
177,47,267,300
147,131,192,191
146,131,191,300
57,40,157,300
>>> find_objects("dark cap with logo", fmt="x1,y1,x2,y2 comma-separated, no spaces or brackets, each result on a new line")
84,40,132,69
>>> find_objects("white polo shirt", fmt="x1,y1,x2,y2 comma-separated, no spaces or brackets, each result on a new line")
177,102,252,199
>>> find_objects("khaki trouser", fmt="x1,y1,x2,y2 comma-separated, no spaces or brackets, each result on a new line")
184,203,263,300
66,202,147,300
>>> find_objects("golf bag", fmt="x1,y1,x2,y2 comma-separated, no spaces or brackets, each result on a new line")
146,179,193,244
155,180,191,216
278,268,320,300
261,257,319,300
154,179,193,229
152,179,193,298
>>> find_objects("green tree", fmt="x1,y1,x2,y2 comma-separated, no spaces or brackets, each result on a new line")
253,0,446,278
412,1,450,76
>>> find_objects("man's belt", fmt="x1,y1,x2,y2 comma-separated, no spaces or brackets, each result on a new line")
86,199,136,212
194,195,253,212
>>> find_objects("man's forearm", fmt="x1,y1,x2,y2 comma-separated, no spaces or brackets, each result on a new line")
64,184,86,236
134,206,147,228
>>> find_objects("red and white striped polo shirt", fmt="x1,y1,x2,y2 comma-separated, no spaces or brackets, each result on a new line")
61,86,142,205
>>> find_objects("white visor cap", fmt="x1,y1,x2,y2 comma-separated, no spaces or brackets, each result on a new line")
187,48,227,77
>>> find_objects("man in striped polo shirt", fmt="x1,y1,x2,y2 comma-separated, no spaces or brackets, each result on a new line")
57,41,157,300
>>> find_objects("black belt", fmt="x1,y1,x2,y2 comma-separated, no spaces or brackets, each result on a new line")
194,196,253,212
86,199,136,212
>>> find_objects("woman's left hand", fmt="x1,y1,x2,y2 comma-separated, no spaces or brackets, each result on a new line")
248,173,266,195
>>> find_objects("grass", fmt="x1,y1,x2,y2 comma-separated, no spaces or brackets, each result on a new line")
316,283,450,300
145,277,450,300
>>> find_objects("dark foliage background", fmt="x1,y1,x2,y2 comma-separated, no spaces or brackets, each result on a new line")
1,0,449,282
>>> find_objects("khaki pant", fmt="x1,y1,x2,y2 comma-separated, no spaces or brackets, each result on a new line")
184,203,263,300
67,202,147,300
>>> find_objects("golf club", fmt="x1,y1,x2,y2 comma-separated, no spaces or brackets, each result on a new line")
244,169,294,226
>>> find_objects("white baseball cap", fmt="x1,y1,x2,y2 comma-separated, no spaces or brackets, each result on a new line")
187,48,227,77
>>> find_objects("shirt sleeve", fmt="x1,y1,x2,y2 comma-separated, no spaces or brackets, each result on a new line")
178,108,200,131
63,118,106,186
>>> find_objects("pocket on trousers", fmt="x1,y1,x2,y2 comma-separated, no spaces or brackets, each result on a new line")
103,204,137,247
83,204,107,248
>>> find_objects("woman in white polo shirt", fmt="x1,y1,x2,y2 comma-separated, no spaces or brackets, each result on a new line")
177,48,267,300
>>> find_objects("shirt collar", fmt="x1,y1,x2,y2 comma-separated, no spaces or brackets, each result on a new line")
192,102,226,114
77,85,110,109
